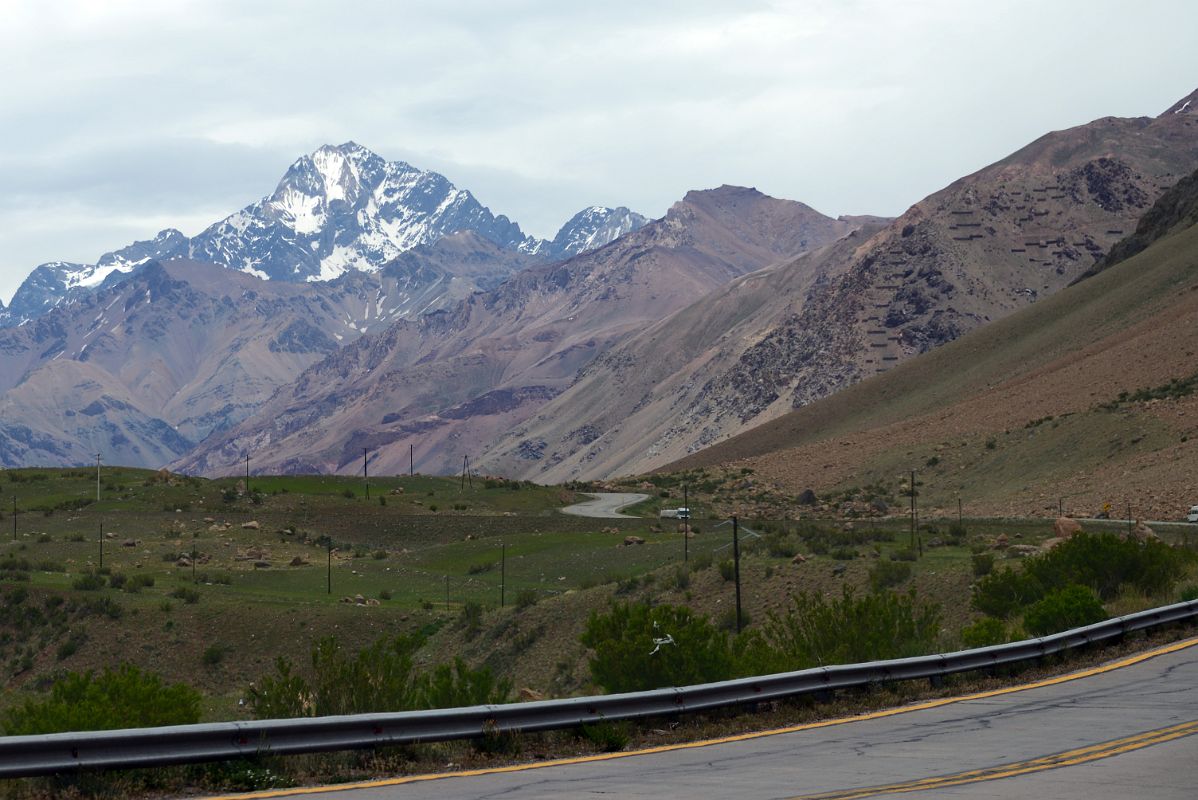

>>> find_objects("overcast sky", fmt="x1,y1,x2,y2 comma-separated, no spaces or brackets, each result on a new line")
1,0,1196,303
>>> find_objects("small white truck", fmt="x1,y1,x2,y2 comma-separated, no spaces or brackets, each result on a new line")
1188,505,1198,523
659,507,691,520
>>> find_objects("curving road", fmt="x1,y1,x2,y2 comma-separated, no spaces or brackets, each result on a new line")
559,492,650,518
226,639,1198,800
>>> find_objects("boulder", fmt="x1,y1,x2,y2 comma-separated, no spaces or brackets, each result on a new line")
354,594,366,605
253,560,271,569
1008,545,1040,557
1053,517,1083,539
1040,537,1067,552
175,557,191,568
791,553,807,564
993,534,1010,550
289,556,308,567
1130,521,1159,542
623,535,645,546
519,687,545,702
241,521,260,530
122,538,137,548
797,489,818,506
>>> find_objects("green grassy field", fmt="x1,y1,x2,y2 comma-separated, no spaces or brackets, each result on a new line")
2,467,1195,728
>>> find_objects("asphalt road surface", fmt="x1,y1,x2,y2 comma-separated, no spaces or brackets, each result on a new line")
233,639,1198,800
559,492,649,518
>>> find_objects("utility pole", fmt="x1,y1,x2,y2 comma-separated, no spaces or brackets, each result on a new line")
410,444,414,477
327,540,332,595
683,485,689,563
445,575,450,609
11,498,15,541
1059,497,1064,517
958,496,963,526
364,448,369,499
500,543,506,608
96,453,101,504
245,454,251,496
1128,500,1133,536
99,521,103,570
191,533,197,584
733,516,743,634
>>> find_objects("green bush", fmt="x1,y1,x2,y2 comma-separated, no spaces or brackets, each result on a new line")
515,588,539,610
972,567,1045,619
717,559,735,581
1022,585,1107,637
580,602,733,693
689,553,713,573
742,587,942,673
960,617,1007,648
1181,584,1198,602
3,664,201,734
975,533,1192,621
170,587,201,604
457,601,484,639
579,720,630,752
891,548,918,562
202,643,227,666
971,552,995,577
869,560,912,591
420,658,511,708
248,635,505,719
71,572,105,591
671,566,691,591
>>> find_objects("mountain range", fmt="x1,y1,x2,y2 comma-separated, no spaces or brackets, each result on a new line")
662,159,1198,522
2,90,1196,479
0,143,647,328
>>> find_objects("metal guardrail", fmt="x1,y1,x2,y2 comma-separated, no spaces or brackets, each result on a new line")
1,600,1195,778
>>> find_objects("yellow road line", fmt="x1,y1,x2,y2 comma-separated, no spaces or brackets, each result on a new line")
785,719,1198,799
199,636,1198,800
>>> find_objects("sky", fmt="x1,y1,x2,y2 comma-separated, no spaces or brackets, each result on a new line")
1,0,1196,304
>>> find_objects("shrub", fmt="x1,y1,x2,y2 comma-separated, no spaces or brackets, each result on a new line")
1025,533,1190,600
830,547,857,561
717,605,750,632
869,560,912,591
372,549,388,560
960,617,1007,648
457,601,483,639
579,720,630,752
972,552,995,577
718,559,735,582
169,587,201,604
72,572,105,591
891,548,918,562
671,566,691,591
743,587,942,673
379,589,392,601
125,574,155,593
515,589,538,610
580,602,733,693
108,572,128,590
947,521,968,544
202,643,227,666
1181,584,1198,602
3,664,201,734
419,658,511,709
972,567,1045,619
341,489,355,499
1022,585,1107,637
689,553,713,573
467,562,495,575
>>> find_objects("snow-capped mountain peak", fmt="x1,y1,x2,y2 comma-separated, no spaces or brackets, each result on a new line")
547,206,649,257
189,142,542,283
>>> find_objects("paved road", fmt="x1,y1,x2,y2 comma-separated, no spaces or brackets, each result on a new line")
559,492,649,518
252,640,1198,800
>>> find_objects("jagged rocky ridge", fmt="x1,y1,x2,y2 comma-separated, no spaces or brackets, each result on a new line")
0,143,647,328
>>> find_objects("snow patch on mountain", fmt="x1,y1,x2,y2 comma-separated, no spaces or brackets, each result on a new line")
546,206,649,258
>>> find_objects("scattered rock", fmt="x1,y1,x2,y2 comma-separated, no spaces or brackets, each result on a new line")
797,489,818,506
519,687,545,702
122,538,137,548
1008,545,1040,557
1129,521,1159,542
842,521,854,532
390,487,404,495
1040,537,1067,551
354,594,366,605
241,521,260,530
791,553,807,564
289,556,308,567
1053,517,1083,539
366,598,381,606
104,531,117,540
832,563,847,576
203,517,215,523
340,596,353,604
623,536,645,546
253,560,271,569
993,534,1009,550
175,557,191,568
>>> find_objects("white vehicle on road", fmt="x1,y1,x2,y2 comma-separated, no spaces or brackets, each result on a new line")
1188,505,1198,523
